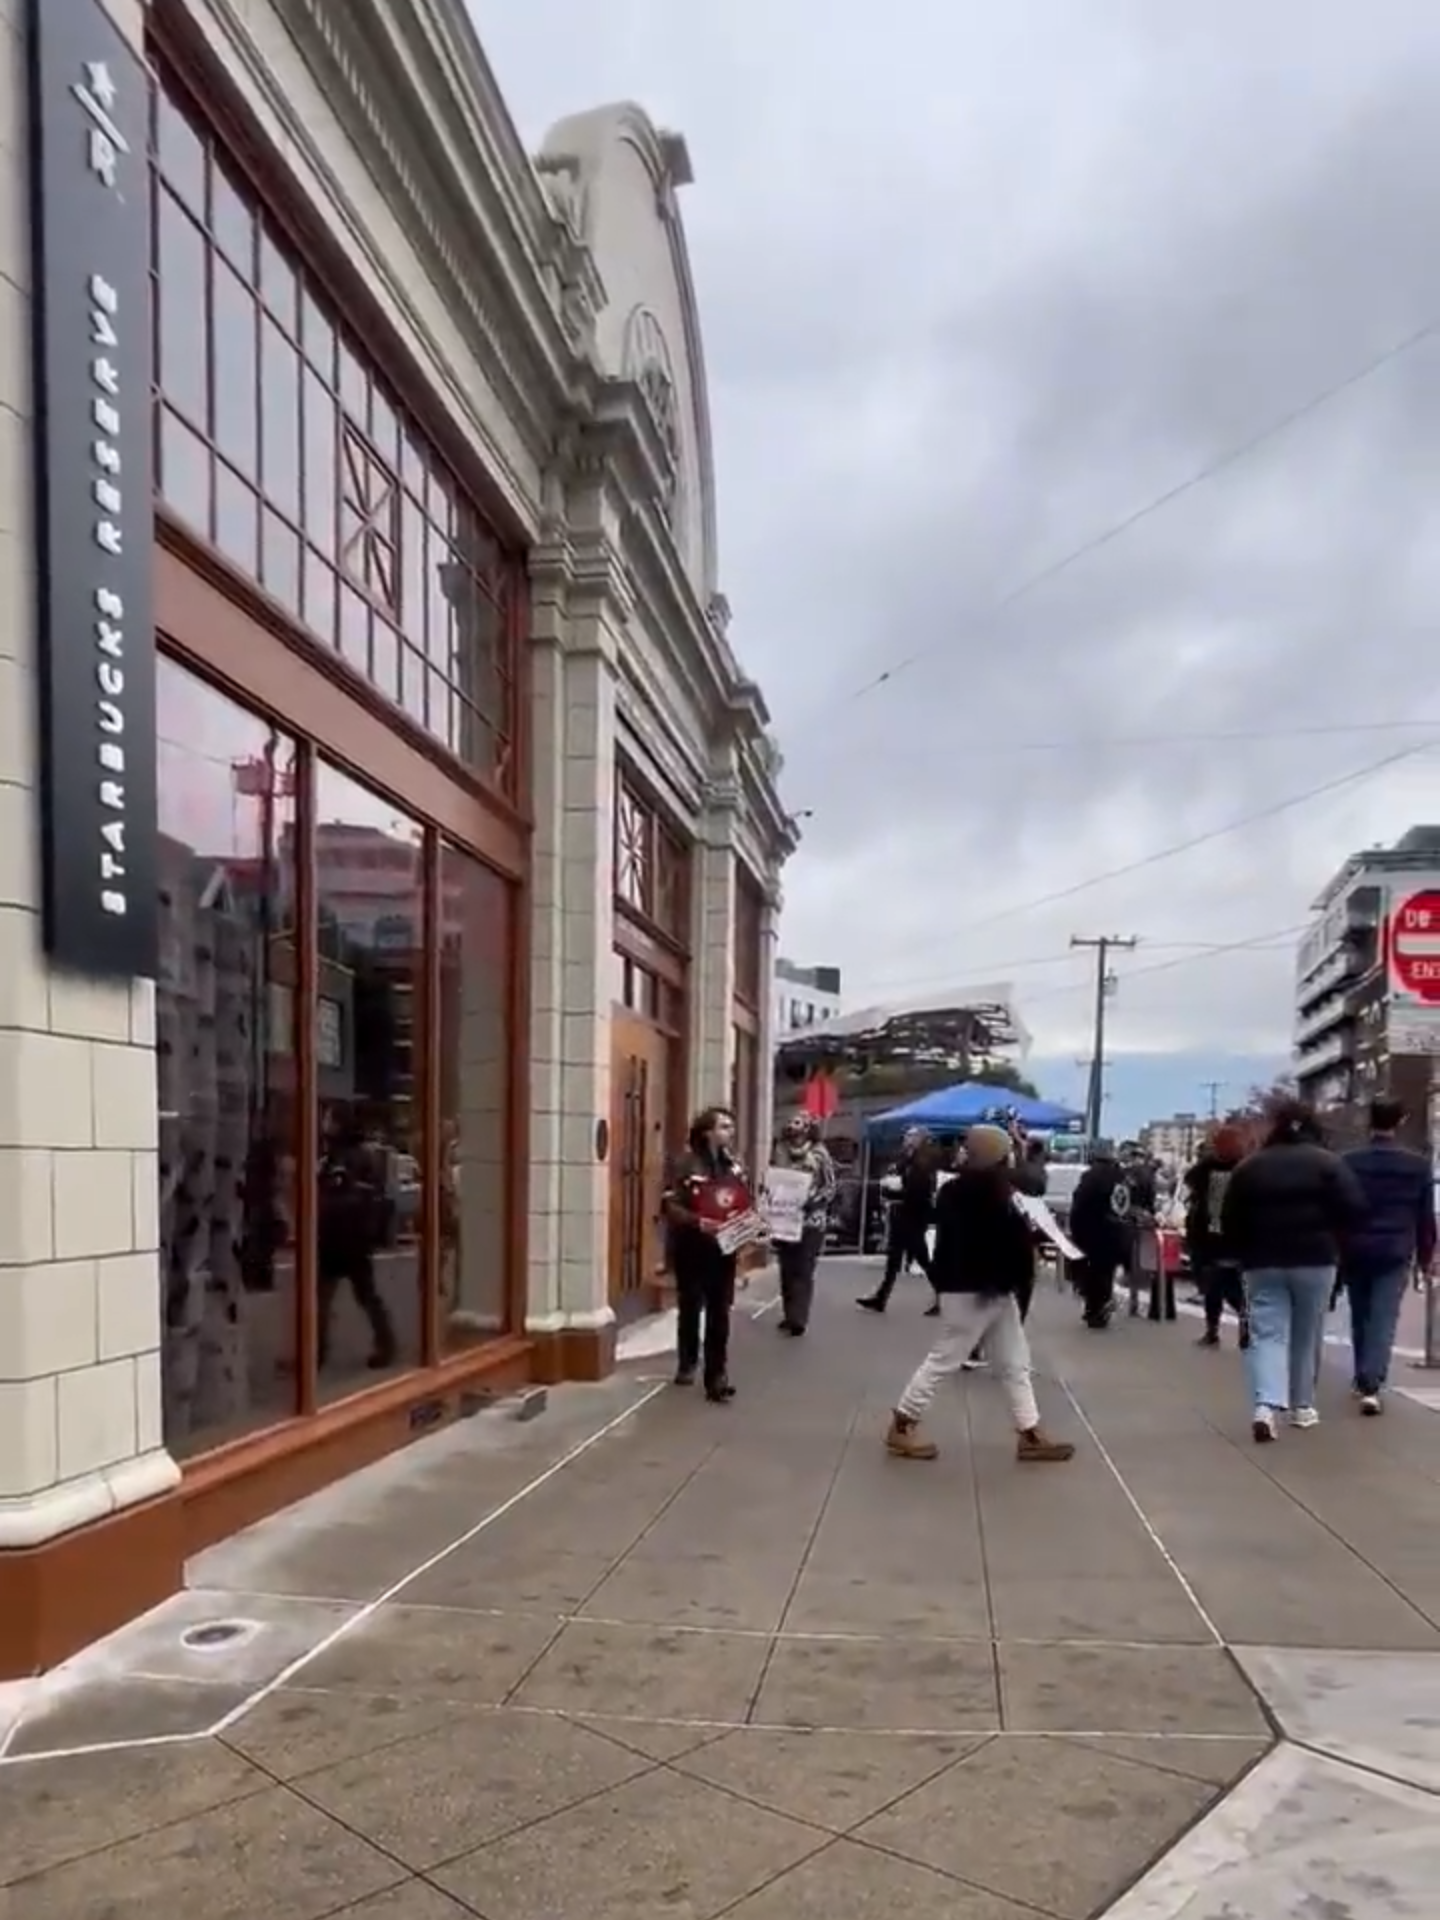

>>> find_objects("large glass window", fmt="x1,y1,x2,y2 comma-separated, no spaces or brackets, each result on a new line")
156,659,299,1458
439,846,513,1353
148,72,522,795
313,765,425,1401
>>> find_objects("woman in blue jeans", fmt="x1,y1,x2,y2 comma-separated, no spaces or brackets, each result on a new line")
1219,1102,1365,1443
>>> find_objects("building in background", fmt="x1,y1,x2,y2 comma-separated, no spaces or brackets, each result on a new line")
774,958,842,1035
1,0,792,1678
1293,825,1440,1146
1139,1114,1205,1166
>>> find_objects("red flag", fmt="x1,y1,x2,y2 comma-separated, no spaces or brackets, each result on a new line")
801,1071,839,1120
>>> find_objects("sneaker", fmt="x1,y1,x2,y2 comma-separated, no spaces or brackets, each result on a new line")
1360,1393,1383,1417
1197,1331,1220,1349
856,1295,885,1314
673,1367,696,1387
1289,1407,1320,1430
1252,1407,1277,1443
886,1412,938,1459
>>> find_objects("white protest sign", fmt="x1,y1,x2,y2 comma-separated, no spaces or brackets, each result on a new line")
716,1208,767,1256
762,1165,811,1244
1015,1192,1082,1262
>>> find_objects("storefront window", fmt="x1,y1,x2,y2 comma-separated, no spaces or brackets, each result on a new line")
156,659,299,1458
439,846,513,1351
313,765,425,1400
149,70,522,795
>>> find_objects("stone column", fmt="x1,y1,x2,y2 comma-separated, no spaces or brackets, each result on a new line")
753,888,782,1162
524,514,625,1377
0,0,180,1674
687,784,738,1114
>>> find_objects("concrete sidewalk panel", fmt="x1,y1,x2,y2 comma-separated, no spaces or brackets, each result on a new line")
1099,1740,1440,1917
292,1603,560,1705
1235,1645,1440,1792
853,1733,1220,1919
751,1634,999,1732
507,1618,771,1722
290,1707,655,1870
670,1725,985,1831
430,1766,824,1920
998,1642,1269,1735
722,1835,1039,1919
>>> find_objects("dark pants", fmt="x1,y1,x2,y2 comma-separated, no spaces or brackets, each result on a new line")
1075,1255,1119,1326
874,1212,933,1305
318,1244,397,1366
1344,1264,1410,1394
1201,1262,1247,1339
777,1225,824,1330
676,1254,736,1386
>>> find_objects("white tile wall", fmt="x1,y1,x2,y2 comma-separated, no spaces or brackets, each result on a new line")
57,1356,138,1481
0,1377,58,1500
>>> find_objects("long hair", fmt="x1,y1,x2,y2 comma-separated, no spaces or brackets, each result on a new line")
1264,1097,1323,1147
687,1106,734,1156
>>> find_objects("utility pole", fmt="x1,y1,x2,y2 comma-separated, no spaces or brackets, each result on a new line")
1071,935,1139,1139
1201,1079,1224,1122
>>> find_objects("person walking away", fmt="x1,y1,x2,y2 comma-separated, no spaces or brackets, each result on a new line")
1185,1124,1249,1349
858,1127,939,1315
663,1106,746,1402
965,1123,1047,1368
317,1108,397,1372
1339,1097,1435,1415
772,1113,837,1336
886,1126,1074,1463
1220,1099,1365,1442
1069,1143,1132,1329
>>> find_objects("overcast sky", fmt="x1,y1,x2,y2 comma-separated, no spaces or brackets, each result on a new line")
473,0,1440,1063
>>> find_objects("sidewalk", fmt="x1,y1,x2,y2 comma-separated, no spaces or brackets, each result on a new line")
2,1256,1439,1917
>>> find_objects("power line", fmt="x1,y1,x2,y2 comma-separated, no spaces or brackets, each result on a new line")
816,307,1440,715
937,716,1440,759
847,936,1297,1004
869,736,1436,963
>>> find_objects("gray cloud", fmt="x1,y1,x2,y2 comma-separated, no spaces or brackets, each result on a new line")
473,0,1440,1060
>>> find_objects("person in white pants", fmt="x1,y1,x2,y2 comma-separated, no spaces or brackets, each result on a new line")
887,1124,1075,1464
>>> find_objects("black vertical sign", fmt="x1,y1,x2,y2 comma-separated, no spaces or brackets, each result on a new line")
27,0,158,980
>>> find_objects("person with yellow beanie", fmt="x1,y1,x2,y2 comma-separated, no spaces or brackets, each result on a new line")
886,1124,1075,1464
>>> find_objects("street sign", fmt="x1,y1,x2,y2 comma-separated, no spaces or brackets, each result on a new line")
1388,890,1440,1005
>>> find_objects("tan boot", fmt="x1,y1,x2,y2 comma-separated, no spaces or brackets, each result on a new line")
886,1412,938,1459
1016,1427,1075,1463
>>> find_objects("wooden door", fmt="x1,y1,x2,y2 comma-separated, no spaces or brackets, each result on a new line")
609,1013,671,1315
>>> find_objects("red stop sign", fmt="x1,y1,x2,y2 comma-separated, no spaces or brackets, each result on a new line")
1389,890,1440,1003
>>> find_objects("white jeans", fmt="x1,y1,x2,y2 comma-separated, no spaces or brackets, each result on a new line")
897,1292,1040,1431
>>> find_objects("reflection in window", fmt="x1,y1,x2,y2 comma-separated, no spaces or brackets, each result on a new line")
313,764,424,1400
156,657,299,1458
439,846,512,1352
150,66,523,790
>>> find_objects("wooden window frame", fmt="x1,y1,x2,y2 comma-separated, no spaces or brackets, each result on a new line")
148,43,524,800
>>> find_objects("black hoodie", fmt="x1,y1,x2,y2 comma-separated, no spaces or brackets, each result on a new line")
1184,1152,1243,1267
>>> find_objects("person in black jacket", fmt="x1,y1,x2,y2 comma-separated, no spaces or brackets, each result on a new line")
1339,1097,1436,1412
964,1124,1048,1368
857,1127,939,1314
663,1106,749,1403
1219,1100,1366,1442
1069,1144,1132,1329
886,1125,1075,1464
1184,1124,1250,1350
316,1108,397,1373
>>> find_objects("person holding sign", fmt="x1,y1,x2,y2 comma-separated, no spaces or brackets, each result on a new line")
886,1124,1075,1465
767,1113,837,1336
662,1105,755,1403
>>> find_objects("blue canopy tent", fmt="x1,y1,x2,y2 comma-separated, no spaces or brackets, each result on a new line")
856,1084,1085,1249
866,1082,1085,1137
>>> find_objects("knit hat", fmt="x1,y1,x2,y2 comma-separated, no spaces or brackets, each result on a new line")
964,1124,1011,1170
